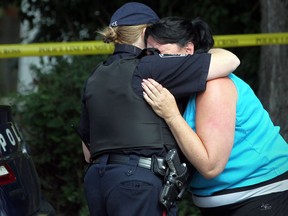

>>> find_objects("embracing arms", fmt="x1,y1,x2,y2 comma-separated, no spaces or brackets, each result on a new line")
142,78,236,178
207,48,240,80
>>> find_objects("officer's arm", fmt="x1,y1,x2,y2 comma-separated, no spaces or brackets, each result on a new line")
207,48,240,80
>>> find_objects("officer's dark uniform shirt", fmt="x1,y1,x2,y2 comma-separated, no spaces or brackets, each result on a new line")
79,44,210,159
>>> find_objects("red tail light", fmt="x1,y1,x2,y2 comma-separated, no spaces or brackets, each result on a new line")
0,164,16,186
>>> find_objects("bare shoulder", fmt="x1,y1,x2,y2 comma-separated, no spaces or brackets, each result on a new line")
206,77,235,92
198,77,237,102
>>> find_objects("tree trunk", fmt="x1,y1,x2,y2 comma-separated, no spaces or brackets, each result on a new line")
0,6,20,100
259,0,288,141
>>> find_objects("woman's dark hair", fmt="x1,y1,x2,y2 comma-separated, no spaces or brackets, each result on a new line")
145,16,214,53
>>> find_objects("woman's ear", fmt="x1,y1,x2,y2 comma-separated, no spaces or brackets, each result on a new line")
185,42,194,54
142,27,147,35
141,27,147,48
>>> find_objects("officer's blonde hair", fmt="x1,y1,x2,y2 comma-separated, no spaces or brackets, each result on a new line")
98,24,148,44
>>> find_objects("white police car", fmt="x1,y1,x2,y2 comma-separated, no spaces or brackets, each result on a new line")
0,105,55,216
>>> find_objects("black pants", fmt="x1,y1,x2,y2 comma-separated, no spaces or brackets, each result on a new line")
84,154,177,216
199,189,288,216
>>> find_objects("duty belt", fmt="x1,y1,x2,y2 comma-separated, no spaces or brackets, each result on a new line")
92,154,152,169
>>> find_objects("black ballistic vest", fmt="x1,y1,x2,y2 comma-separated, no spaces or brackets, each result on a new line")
85,57,177,158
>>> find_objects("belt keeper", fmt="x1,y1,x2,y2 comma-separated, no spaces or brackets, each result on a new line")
151,155,167,177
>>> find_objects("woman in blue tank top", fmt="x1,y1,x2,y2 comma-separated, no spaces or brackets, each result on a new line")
142,35,288,216
79,4,241,216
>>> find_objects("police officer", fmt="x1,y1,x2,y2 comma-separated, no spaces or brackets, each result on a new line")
77,2,240,216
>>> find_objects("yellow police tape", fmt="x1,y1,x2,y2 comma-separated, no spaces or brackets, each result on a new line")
0,33,287,58
213,33,288,48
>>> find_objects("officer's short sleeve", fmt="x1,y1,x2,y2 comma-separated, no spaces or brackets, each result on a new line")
136,53,211,98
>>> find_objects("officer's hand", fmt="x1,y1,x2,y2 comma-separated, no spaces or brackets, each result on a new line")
141,79,181,122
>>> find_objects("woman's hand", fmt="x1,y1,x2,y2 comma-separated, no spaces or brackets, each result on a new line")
141,78,181,123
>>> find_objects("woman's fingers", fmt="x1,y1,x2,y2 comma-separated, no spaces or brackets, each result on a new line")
147,78,163,92
141,78,180,120
142,79,162,96
143,91,153,105
142,79,164,110
141,80,156,102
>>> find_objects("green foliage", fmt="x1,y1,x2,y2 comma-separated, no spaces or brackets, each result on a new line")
12,55,106,215
178,192,201,216
18,0,144,42
17,0,260,41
